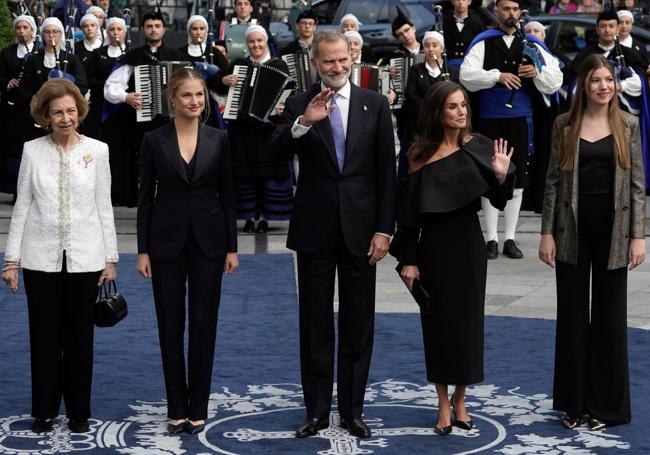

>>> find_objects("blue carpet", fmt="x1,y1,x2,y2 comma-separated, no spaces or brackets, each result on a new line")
0,253,649,454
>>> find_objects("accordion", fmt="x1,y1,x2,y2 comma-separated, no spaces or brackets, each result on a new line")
223,64,294,123
281,49,314,93
350,63,390,96
134,61,192,123
388,53,425,110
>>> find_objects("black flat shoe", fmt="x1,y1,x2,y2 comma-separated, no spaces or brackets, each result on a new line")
561,415,582,429
503,239,523,259
486,240,498,260
340,417,371,438
256,220,269,233
68,419,90,433
588,418,606,431
434,425,452,436
243,220,256,233
31,418,53,434
295,417,328,438
167,421,186,434
186,421,206,435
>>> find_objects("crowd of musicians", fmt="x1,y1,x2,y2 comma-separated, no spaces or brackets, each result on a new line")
0,0,649,440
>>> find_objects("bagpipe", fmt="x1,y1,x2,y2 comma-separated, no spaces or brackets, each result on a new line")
505,10,544,109
117,7,133,55
48,0,77,82
431,5,450,81
193,0,221,79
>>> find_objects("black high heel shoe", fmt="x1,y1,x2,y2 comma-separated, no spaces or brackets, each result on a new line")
451,392,474,431
434,424,452,436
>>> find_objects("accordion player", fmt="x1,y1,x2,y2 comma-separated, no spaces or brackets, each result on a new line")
388,53,425,109
134,61,193,123
223,62,294,123
281,49,314,93
349,63,390,96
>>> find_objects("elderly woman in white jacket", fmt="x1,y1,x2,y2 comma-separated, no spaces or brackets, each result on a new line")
1,79,118,435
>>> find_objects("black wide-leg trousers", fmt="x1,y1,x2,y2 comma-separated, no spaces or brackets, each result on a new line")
296,218,376,422
553,232,630,425
23,258,101,421
151,233,225,421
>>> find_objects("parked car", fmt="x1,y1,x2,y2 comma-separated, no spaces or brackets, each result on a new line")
271,0,440,61
532,13,650,68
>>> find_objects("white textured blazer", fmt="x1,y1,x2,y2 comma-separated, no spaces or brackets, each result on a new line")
4,135,119,272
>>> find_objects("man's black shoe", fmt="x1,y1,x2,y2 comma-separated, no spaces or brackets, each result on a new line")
503,239,524,259
295,417,328,438
256,219,269,233
31,418,53,434
486,240,498,260
340,418,371,438
68,419,90,433
243,220,255,233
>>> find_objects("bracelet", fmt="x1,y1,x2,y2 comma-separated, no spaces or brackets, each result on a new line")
2,265,20,272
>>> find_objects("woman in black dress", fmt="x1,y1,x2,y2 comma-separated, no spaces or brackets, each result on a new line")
0,15,37,197
217,25,293,233
137,68,239,435
398,81,515,436
84,17,127,139
539,54,645,431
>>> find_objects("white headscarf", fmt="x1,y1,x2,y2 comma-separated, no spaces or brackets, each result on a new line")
344,30,363,46
80,13,100,27
524,20,546,39
106,17,127,31
245,24,268,41
186,15,209,46
617,10,634,22
13,14,37,35
86,5,104,17
340,13,362,31
423,31,444,49
245,25,270,62
41,17,66,50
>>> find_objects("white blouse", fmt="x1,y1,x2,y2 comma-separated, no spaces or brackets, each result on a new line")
4,135,119,272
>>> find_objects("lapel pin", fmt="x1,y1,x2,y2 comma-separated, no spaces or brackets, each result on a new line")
363,105,368,111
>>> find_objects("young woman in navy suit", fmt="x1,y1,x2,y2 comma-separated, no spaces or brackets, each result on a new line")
136,68,239,435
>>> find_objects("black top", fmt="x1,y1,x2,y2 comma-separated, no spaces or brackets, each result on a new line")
184,140,199,182
578,135,614,195
396,134,516,264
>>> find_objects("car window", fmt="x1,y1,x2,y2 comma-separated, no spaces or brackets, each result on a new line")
312,0,342,25
345,0,389,24
555,21,596,55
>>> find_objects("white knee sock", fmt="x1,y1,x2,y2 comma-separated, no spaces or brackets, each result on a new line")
481,197,499,242
504,188,524,241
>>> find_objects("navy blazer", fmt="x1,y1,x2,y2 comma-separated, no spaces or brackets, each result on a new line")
137,122,237,261
270,83,396,257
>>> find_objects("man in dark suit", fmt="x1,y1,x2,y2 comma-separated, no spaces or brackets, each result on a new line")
270,30,396,439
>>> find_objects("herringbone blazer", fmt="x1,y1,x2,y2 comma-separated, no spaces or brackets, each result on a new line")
541,112,646,270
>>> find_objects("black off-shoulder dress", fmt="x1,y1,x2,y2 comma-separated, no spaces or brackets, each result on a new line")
398,134,515,385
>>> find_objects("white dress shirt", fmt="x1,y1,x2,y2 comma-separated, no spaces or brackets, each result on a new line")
4,136,119,272
460,34,563,95
16,41,34,58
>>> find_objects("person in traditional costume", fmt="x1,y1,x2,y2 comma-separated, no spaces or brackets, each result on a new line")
460,0,562,259
102,7,183,206
216,25,293,233
0,15,37,198
441,0,486,69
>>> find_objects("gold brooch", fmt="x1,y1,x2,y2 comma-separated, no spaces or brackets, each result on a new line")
82,154,93,168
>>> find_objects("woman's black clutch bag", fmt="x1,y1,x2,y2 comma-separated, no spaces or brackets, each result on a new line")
395,263,431,314
94,281,128,327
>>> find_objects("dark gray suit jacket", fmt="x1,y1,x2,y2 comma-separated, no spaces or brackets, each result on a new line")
541,112,646,270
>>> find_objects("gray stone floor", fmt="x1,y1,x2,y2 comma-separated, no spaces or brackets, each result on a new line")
1,194,649,328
